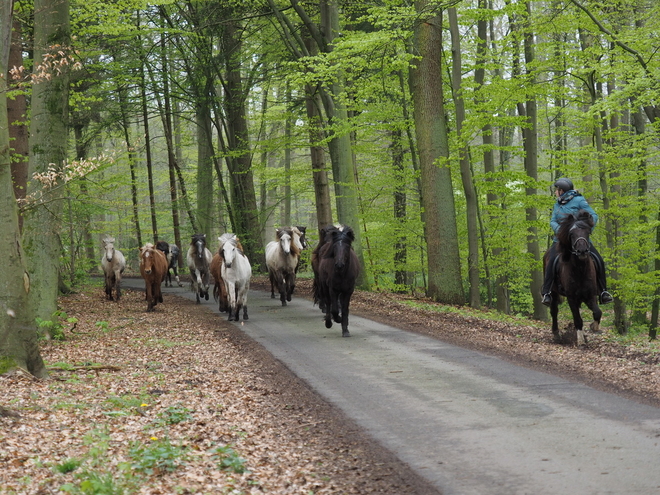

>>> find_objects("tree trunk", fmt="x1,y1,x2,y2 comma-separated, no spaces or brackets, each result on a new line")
196,77,214,239
391,129,408,290
22,0,71,323
409,3,464,305
223,19,264,269
8,15,28,229
0,0,46,377
449,7,481,309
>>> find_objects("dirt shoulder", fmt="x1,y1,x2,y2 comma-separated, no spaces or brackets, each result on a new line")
0,282,439,495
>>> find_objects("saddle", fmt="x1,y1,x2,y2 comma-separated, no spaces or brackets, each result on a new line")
551,251,602,296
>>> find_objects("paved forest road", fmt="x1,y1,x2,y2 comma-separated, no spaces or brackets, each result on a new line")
124,279,660,494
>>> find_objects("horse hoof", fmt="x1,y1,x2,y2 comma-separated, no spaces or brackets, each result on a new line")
576,330,586,346
281,301,287,307
287,295,292,302
325,319,333,329
342,331,350,337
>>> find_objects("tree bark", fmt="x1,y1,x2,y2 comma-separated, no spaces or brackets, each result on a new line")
0,0,47,377
449,7,481,309
22,0,71,323
409,2,464,305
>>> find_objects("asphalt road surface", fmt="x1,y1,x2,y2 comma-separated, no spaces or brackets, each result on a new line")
125,279,660,494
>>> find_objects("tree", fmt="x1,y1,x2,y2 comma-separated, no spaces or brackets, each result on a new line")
409,2,464,305
22,0,72,322
0,0,47,377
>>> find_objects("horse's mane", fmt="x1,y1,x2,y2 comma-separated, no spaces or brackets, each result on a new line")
556,209,594,256
219,233,245,256
191,233,207,246
321,225,355,259
276,227,300,256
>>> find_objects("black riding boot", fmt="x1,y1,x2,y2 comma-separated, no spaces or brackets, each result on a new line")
590,245,613,304
541,244,558,306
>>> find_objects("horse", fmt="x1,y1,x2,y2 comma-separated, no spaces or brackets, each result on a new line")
210,233,244,313
139,243,168,312
101,237,126,301
316,225,360,337
543,209,602,345
220,234,252,321
312,225,338,312
156,240,183,287
186,233,213,304
291,226,308,273
265,227,301,306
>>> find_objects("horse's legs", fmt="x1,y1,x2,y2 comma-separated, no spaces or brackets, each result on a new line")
285,271,295,302
226,281,237,321
243,304,248,320
330,290,341,324
586,297,602,333
268,270,276,299
340,292,352,337
567,298,586,345
550,293,560,343
114,271,122,301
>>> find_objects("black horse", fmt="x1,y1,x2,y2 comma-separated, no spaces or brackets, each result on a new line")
315,225,360,337
156,240,183,287
543,209,602,345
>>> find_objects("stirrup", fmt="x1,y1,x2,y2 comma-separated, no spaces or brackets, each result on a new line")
599,290,613,304
541,293,552,307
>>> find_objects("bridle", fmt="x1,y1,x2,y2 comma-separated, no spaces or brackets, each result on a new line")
569,223,590,256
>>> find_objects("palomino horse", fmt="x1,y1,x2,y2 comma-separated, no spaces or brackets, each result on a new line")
265,227,301,306
156,240,183,287
186,234,213,304
101,237,126,301
291,226,308,273
543,209,602,345
139,243,168,312
220,234,252,321
315,225,360,337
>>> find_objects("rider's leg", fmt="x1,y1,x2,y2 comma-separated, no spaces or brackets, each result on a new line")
541,243,557,306
590,244,613,304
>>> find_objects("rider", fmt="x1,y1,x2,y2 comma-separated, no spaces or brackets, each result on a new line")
540,178,613,307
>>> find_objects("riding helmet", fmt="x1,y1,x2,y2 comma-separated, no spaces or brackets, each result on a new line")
554,178,574,192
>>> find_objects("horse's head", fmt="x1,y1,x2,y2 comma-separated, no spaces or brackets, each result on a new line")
192,234,207,258
140,244,155,274
156,240,169,255
332,226,355,270
221,236,238,268
103,237,116,262
557,210,594,260
276,228,292,255
293,226,308,250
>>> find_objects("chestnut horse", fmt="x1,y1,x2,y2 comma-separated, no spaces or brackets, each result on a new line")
315,225,360,337
543,209,602,345
101,237,126,301
139,243,168,312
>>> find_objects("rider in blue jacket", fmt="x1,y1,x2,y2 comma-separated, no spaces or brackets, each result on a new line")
541,178,613,306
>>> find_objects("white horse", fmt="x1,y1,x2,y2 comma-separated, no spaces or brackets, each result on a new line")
220,234,252,321
266,227,300,306
101,237,126,301
186,233,213,304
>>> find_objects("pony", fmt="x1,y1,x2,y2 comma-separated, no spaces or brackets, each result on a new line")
312,225,338,312
220,234,252,321
186,233,213,304
209,233,244,313
156,240,183,287
101,237,126,301
139,243,168,312
291,226,308,273
265,227,301,306
315,225,360,337
543,209,602,345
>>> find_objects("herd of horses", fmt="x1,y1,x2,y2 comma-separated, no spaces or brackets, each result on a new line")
100,224,361,336
102,209,601,344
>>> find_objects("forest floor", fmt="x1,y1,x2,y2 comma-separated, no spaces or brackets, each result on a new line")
1,276,660,494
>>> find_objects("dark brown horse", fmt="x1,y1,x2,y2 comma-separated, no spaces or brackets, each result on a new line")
139,243,168,312
156,240,183,287
315,225,360,337
543,209,602,345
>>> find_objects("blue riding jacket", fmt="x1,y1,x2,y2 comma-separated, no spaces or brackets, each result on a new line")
550,190,598,241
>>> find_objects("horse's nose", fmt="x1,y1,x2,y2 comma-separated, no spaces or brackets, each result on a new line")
225,262,232,269
145,268,152,274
